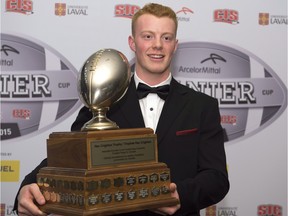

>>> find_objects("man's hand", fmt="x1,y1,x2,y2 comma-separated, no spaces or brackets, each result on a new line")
151,183,181,215
17,183,47,216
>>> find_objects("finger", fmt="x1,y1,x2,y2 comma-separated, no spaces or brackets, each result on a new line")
152,183,180,215
18,198,47,216
154,206,176,215
151,209,167,215
29,184,46,205
169,183,177,193
18,184,47,216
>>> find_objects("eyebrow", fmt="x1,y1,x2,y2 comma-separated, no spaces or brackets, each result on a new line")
140,30,175,36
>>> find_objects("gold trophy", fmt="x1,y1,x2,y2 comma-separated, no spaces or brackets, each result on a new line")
37,49,178,216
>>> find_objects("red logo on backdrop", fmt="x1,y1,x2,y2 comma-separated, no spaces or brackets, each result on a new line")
55,3,66,16
214,9,239,24
12,109,31,119
258,204,282,216
114,4,140,18
5,0,33,14
221,115,237,125
259,13,269,25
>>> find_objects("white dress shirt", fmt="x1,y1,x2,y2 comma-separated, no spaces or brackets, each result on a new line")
134,72,172,132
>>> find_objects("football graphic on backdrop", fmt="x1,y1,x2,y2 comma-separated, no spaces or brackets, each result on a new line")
171,42,287,143
0,34,82,141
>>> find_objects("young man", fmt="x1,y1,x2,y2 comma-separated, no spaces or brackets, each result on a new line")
14,3,229,216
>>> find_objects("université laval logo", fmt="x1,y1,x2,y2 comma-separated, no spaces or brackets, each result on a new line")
55,3,66,16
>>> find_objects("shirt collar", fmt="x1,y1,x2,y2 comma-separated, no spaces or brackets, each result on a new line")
134,72,172,88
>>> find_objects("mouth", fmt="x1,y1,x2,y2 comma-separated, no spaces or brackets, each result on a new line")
148,54,165,59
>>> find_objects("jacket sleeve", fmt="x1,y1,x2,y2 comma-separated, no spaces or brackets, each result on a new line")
71,106,92,131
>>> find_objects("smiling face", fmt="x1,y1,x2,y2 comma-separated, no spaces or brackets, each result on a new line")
128,14,178,85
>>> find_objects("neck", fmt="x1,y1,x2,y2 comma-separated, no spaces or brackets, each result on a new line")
135,71,171,86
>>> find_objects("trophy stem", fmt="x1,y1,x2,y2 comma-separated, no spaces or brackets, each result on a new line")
81,107,119,131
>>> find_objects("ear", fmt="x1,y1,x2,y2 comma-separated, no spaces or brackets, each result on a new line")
173,39,179,53
128,35,136,52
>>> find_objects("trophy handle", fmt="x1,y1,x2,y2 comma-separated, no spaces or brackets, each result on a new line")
81,107,119,131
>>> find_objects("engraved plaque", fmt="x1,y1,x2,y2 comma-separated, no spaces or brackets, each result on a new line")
114,192,125,202
138,175,148,184
88,194,99,205
150,173,159,183
90,137,156,167
139,188,149,199
114,177,124,187
151,187,161,197
126,176,136,186
127,190,137,200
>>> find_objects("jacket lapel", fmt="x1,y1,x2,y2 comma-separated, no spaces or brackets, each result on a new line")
156,78,190,143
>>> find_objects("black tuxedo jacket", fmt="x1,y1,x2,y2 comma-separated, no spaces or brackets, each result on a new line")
14,77,229,216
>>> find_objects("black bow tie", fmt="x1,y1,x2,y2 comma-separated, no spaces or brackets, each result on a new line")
136,82,170,100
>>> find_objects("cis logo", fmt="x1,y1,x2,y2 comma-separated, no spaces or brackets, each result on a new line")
58,83,70,88
262,89,273,95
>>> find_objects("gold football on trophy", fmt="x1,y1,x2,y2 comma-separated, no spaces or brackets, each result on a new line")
78,49,131,130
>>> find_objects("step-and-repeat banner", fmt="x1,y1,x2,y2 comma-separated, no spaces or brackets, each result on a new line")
1,0,287,215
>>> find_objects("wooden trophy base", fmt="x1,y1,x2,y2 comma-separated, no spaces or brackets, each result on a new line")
37,128,178,215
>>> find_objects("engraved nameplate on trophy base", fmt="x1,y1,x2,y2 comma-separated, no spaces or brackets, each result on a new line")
37,128,179,216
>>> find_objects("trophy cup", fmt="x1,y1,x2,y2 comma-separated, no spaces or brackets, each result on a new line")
37,49,179,216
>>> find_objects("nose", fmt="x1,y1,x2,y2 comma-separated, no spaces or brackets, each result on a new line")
152,37,163,50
